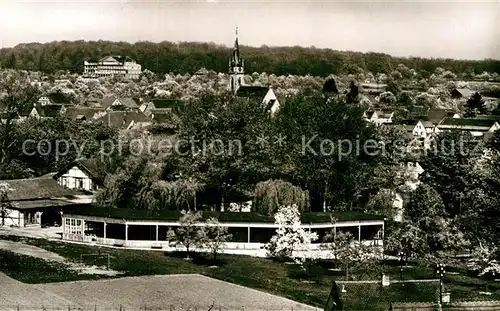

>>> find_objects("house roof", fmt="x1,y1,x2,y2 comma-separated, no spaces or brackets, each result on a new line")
399,119,420,126
376,110,394,118
451,88,473,98
151,99,184,110
101,96,138,109
97,55,134,64
98,111,151,128
17,105,36,117
37,104,63,118
151,110,181,127
438,118,498,129
364,111,375,119
47,93,72,105
422,121,434,128
0,177,80,201
101,96,117,109
65,107,104,120
99,56,119,63
63,206,386,223
427,109,457,123
117,98,139,109
53,158,106,186
11,199,86,210
236,86,269,100
473,115,500,121
361,83,387,88
409,105,430,118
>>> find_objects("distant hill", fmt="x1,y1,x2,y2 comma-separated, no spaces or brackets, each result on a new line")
0,40,499,77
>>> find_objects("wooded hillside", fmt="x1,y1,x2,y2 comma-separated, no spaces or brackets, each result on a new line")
1,41,499,76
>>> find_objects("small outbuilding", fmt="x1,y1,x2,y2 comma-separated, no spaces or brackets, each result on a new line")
0,176,90,227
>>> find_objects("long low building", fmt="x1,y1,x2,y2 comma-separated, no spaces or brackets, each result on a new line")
62,206,385,257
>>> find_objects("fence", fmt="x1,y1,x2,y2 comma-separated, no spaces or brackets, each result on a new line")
0,306,321,311
389,300,500,311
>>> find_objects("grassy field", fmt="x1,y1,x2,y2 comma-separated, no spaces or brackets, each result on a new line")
0,235,498,311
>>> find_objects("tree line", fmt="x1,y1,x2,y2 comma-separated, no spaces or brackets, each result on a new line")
1,40,499,77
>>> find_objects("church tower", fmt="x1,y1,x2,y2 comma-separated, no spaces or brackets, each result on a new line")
229,27,244,94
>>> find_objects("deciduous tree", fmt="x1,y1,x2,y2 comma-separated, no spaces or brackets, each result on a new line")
167,210,204,259
266,205,317,260
200,217,232,262
0,182,15,226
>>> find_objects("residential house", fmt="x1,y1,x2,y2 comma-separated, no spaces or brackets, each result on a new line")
54,158,104,192
403,161,424,191
101,96,139,111
65,107,106,121
427,108,460,121
0,177,88,227
38,94,73,106
363,110,394,125
36,104,67,118
408,105,430,120
450,88,474,100
83,56,142,80
140,99,184,117
97,111,152,130
360,81,387,95
235,85,281,115
436,118,500,137
400,120,427,138
17,106,40,121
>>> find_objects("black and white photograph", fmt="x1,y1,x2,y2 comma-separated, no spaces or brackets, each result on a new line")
0,0,499,310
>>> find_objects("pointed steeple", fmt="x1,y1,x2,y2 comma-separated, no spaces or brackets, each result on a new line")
229,26,244,93
231,26,243,68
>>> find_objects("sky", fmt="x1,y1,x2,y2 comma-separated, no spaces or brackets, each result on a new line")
0,0,499,60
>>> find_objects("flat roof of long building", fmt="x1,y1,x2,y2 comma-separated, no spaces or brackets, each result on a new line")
63,206,385,224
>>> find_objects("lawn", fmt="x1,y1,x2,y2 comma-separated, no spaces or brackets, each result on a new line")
0,235,498,311
0,249,100,284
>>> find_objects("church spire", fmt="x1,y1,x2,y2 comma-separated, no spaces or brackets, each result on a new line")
229,26,244,93
232,26,242,67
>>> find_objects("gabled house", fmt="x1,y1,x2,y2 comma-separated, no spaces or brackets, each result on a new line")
409,105,430,120
65,107,106,121
363,110,394,125
426,108,460,125
421,120,437,134
436,118,500,137
97,111,152,130
400,120,427,138
450,88,473,100
235,85,281,115
36,104,67,118
37,95,72,106
54,158,105,192
140,99,184,116
101,96,139,111
0,176,88,227
17,106,40,120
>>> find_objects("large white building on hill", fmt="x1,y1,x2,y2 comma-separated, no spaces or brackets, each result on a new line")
84,56,141,80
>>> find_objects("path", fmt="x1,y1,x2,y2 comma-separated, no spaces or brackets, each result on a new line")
0,273,319,310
